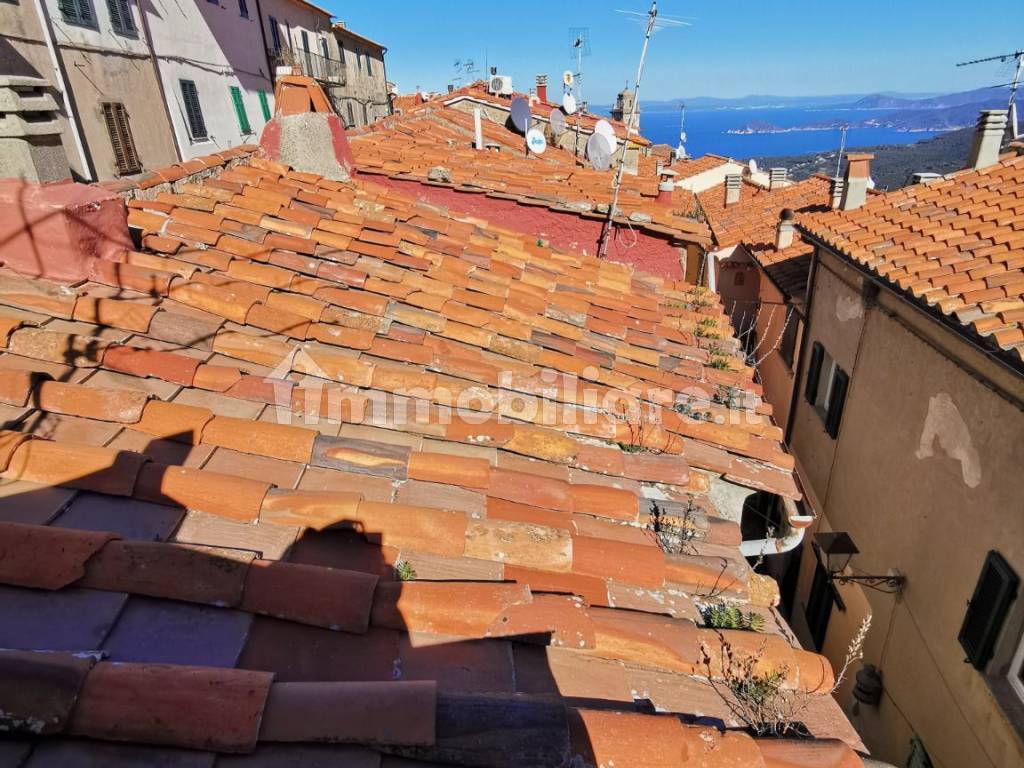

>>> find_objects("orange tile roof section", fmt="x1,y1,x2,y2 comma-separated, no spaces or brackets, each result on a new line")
0,103,867,765
800,150,1024,363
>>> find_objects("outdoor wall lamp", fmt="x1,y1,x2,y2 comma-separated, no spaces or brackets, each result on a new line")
813,532,905,594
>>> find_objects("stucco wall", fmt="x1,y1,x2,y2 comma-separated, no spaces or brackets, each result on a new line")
145,0,273,160
790,249,1024,768
364,175,689,279
331,29,387,127
677,160,747,192
261,0,337,62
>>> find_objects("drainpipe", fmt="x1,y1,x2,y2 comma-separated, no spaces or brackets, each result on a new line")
740,496,814,557
30,0,93,179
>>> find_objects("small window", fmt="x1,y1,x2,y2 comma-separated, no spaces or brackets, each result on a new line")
101,102,141,175
320,37,329,60
959,551,1019,670
258,90,271,121
106,0,136,36
366,52,372,76
58,0,97,27
345,102,355,128
779,312,800,368
804,341,848,439
179,79,207,141
237,0,248,18
268,16,281,50
229,85,251,134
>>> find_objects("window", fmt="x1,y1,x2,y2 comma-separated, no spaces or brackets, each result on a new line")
58,0,96,27
906,736,934,768
268,16,281,51
237,0,248,18
345,102,355,128
362,102,369,125
366,52,372,76
106,0,136,36
959,551,1019,670
1009,631,1024,703
101,102,141,175
320,37,329,60
806,555,834,651
779,312,800,368
179,80,207,141
258,90,271,121
804,341,849,439
229,85,251,134
301,30,312,74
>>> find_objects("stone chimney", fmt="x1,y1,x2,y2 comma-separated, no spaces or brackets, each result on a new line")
657,168,677,204
776,208,796,249
0,76,69,182
967,109,1008,170
769,167,788,191
724,174,742,206
839,152,873,211
829,177,845,209
536,75,548,103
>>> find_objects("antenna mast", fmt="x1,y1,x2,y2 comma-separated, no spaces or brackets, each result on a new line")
957,49,1024,139
569,28,591,157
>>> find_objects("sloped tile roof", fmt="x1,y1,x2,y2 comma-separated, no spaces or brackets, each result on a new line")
800,151,1024,363
346,103,709,246
673,154,735,180
0,149,866,766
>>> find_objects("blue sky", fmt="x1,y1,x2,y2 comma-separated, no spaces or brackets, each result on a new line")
326,1,1019,103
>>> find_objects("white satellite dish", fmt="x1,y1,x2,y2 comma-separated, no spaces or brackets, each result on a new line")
561,92,577,115
594,119,617,144
748,159,759,174
526,128,547,154
510,97,531,133
586,132,612,171
562,70,574,86
549,108,567,136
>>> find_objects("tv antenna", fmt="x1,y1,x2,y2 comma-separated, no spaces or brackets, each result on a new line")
835,124,849,178
676,102,688,159
569,27,591,155
957,49,1024,139
598,1,688,259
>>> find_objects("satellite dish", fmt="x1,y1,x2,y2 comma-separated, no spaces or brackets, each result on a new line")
526,128,547,154
562,92,577,115
748,159,759,174
563,70,574,86
595,119,617,143
510,97,531,133
549,108,567,136
586,132,612,171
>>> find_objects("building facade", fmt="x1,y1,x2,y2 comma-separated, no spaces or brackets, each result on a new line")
146,0,275,161
331,23,389,128
784,136,1024,768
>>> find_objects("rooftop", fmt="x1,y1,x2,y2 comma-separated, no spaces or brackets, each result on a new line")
800,150,1024,365
0,91,865,766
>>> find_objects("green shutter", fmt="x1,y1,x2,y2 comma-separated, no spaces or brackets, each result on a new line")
258,90,270,121
230,86,251,134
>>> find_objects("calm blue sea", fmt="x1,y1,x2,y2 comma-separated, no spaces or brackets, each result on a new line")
620,106,944,160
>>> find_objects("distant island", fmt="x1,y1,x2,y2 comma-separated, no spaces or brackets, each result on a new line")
724,86,1009,135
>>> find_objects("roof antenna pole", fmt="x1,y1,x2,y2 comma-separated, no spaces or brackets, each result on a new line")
598,1,658,259
957,49,1024,139
834,124,848,178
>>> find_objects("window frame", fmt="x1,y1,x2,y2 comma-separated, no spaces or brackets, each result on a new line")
106,0,137,37
779,312,800,369
58,0,98,29
804,341,848,439
959,550,1020,670
178,79,208,142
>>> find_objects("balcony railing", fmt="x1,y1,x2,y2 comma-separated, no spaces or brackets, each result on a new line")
267,47,346,85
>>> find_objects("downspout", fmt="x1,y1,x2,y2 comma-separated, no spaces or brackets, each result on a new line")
30,0,93,179
740,496,814,557
380,46,393,116
254,0,275,86
136,0,183,163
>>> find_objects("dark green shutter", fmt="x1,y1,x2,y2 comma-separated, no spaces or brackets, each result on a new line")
230,86,250,134
258,90,270,121
180,80,207,140
107,0,135,35
804,341,824,404
959,551,1019,669
825,366,848,438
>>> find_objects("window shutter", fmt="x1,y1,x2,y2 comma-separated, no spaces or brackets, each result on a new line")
959,551,1019,669
180,80,207,140
78,0,94,25
107,0,136,36
258,90,270,121
825,366,848,438
269,17,281,50
230,86,251,134
102,102,141,175
238,0,248,17
804,341,824,404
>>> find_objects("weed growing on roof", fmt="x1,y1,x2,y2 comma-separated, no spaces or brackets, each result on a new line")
612,400,679,455
648,499,701,555
694,317,721,340
395,561,417,581
711,385,743,409
700,601,766,632
674,397,713,422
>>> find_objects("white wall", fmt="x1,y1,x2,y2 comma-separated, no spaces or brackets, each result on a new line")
261,0,337,62
676,161,748,192
144,0,274,159
46,0,151,54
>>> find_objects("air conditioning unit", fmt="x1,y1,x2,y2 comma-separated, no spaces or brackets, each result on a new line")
488,76,513,95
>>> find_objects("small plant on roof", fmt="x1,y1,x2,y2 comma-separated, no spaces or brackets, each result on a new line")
701,601,766,632
648,499,702,555
613,400,679,455
395,560,417,581
674,396,713,423
711,384,743,409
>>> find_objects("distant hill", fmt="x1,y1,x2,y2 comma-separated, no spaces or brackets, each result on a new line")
625,91,942,112
749,127,983,191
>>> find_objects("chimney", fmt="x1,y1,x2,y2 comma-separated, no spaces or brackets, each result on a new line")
536,75,548,103
967,109,1008,170
911,171,941,185
839,152,873,211
769,167,788,190
473,107,483,150
829,177,845,209
724,174,741,206
657,168,677,204
776,208,796,250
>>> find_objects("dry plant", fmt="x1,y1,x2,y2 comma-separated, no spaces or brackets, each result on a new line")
613,399,680,455
699,614,872,737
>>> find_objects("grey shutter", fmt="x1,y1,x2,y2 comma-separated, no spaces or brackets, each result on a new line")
825,366,848,439
180,81,207,140
804,341,823,404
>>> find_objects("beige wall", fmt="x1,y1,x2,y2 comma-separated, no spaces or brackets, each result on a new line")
790,247,1024,768
330,30,388,127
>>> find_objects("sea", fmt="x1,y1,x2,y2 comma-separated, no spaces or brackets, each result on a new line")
621,106,944,160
